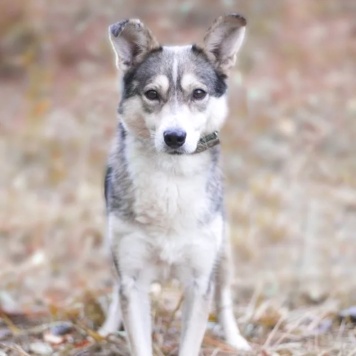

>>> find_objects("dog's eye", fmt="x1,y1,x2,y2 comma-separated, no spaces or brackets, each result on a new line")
144,90,159,101
192,89,207,100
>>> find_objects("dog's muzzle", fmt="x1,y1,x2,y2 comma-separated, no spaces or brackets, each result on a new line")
163,130,220,154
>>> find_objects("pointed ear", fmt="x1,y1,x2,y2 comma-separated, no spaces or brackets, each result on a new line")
108,19,159,72
203,14,246,73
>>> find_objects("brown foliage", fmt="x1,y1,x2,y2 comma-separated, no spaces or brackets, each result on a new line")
1,0,356,354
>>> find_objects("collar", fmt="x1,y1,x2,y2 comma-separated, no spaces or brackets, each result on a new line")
193,131,220,154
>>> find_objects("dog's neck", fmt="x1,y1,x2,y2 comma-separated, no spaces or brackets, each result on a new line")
194,131,220,154
118,122,220,154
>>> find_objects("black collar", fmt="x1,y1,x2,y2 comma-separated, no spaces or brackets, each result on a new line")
193,131,220,154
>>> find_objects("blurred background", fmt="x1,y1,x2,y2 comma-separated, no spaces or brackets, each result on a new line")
1,0,355,354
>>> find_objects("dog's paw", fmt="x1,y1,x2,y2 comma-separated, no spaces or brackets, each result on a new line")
97,327,110,337
98,325,119,338
226,335,251,351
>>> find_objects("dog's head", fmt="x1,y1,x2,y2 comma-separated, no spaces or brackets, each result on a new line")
109,14,246,154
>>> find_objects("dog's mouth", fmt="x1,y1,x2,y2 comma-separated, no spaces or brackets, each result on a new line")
164,147,186,155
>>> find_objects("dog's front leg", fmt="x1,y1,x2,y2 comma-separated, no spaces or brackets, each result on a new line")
108,215,153,355
120,275,152,356
179,276,213,356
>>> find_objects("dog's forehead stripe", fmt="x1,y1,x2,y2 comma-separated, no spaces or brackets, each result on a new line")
163,46,190,89
167,47,181,88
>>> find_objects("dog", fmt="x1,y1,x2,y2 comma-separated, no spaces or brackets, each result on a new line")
99,14,250,355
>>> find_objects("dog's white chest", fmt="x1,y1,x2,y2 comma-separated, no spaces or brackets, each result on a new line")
127,146,209,230
134,172,206,226
119,141,219,267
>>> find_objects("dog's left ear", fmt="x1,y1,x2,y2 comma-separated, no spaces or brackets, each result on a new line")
109,19,159,72
203,14,246,73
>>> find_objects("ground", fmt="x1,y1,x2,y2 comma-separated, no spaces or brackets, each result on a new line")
0,0,356,355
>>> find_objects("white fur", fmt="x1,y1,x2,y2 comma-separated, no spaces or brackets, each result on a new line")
106,141,226,355
102,15,251,354
144,75,169,94
181,73,208,92
153,96,228,154
113,137,223,269
102,147,251,352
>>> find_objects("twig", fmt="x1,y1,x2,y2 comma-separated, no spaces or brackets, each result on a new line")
153,343,165,356
346,348,356,356
0,343,31,356
72,320,105,342
8,321,73,337
274,311,314,345
210,347,222,356
203,334,236,352
165,292,184,332
0,310,21,334
243,282,262,322
263,315,285,347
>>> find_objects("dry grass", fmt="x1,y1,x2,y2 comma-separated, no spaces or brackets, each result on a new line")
1,0,356,355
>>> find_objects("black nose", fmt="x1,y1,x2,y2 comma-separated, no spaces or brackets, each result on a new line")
163,129,186,148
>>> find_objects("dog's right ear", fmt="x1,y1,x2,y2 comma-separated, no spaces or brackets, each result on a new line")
108,19,159,72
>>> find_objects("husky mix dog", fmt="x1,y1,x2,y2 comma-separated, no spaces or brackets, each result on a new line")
100,14,250,355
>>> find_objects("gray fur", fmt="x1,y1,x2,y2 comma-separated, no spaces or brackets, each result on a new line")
105,125,223,224
121,45,227,102
100,14,250,355
106,124,134,218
